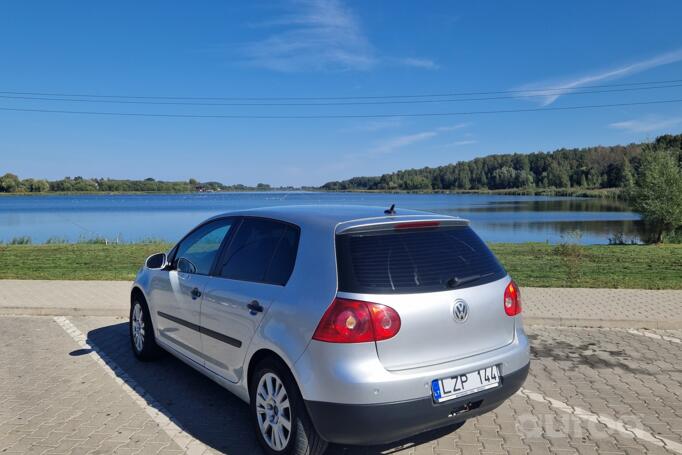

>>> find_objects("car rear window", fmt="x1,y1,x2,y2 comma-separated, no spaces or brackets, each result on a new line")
336,225,506,294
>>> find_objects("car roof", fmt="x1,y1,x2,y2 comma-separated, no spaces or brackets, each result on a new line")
207,204,464,231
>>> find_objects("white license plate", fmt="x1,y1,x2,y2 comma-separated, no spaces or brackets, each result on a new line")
432,365,500,403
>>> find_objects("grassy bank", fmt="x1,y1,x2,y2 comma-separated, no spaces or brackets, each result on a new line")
0,243,171,281
1,243,680,289
488,243,682,289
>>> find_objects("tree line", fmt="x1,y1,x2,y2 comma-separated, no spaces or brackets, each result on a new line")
0,175,279,194
322,134,682,193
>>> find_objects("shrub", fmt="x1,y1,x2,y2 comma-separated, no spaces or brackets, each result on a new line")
554,230,583,283
608,232,638,245
626,147,682,243
9,236,32,245
76,235,109,244
45,237,68,244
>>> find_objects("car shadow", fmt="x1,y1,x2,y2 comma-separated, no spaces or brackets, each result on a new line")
86,322,464,455
325,423,464,455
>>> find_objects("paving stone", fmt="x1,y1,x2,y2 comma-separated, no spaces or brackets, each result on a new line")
0,317,184,454
4,316,682,454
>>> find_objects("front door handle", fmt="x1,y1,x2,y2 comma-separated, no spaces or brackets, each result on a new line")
190,287,202,300
247,300,264,314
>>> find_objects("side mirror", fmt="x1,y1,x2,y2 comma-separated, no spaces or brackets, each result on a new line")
145,252,168,270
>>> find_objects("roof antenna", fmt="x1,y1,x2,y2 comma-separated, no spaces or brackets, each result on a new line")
384,204,396,215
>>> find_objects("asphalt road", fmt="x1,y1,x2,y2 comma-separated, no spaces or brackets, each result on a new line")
1,316,681,454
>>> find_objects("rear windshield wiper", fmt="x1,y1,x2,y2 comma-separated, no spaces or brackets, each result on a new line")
446,272,494,289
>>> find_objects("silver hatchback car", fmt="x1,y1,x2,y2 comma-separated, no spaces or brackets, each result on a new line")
130,205,530,454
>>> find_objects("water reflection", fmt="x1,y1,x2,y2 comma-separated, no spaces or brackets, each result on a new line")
472,219,643,244
0,192,641,244
453,198,631,213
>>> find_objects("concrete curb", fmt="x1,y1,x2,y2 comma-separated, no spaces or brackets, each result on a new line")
523,317,682,330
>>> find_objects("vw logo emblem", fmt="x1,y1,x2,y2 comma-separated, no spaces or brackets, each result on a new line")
452,299,469,323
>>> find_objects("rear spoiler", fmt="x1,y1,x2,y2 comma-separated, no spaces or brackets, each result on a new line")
336,217,469,235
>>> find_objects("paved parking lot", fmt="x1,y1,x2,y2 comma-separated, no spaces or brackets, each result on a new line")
1,315,682,454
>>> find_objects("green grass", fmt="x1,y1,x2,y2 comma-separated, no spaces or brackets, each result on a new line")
0,243,171,281
0,242,681,289
489,243,682,289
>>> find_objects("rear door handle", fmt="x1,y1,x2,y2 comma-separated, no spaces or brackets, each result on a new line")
190,287,202,300
247,300,264,314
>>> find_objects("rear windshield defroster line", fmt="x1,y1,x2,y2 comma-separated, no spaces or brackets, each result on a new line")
336,225,506,294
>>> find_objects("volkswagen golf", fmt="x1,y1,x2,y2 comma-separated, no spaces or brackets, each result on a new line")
130,205,530,455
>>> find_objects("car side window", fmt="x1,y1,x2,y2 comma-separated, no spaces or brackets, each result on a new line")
218,219,299,285
264,226,300,285
173,219,233,275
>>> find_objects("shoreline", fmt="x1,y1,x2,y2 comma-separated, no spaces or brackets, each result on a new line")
0,187,623,198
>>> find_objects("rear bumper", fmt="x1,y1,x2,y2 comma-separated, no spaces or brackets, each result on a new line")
294,324,530,405
305,362,529,446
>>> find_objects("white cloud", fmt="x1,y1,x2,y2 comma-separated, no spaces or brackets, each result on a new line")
392,57,440,70
436,122,470,132
344,118,404,132
239,0,437,72
517,48,682,106
240,0,373,71
446,139,478,146
609,115,682,133
371,131,438,155
369,123,473,155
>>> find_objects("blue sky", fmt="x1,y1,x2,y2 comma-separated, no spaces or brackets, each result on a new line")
1,0,682,186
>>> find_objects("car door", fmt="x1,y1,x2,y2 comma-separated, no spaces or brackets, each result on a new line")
200,218,300,383
151,218,235,363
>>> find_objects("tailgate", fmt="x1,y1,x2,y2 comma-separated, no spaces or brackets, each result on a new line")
340,277,515,371
335,220,514,370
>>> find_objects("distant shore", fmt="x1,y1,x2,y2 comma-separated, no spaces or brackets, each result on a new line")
319,187,622,198
0,190,311,197
0,187,622,198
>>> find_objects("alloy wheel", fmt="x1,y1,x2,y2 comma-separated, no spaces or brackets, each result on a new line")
131,303,145,352
255,372,292,451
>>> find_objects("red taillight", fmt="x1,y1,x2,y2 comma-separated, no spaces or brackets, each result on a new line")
504,280,522,316
367,303,402,340
312,297,401,343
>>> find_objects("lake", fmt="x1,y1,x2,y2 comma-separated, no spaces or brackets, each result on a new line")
0,192,642,244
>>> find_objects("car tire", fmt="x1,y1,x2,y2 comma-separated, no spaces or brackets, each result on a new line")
129,297,161,361
250,358,327,455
